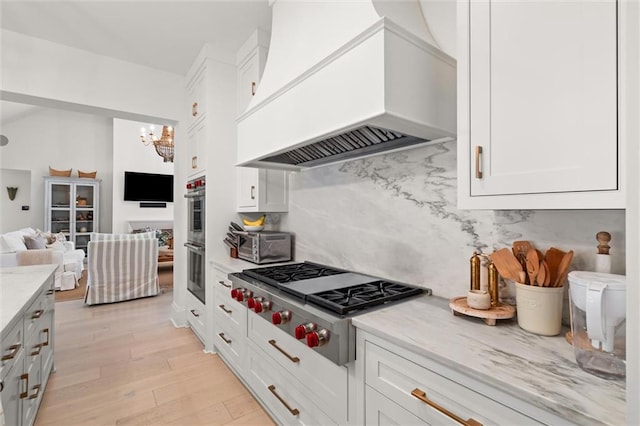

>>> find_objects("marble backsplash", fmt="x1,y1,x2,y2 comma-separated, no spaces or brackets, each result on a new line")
277,140,626,299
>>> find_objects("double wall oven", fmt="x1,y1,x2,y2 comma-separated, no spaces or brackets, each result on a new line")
184,176,205,304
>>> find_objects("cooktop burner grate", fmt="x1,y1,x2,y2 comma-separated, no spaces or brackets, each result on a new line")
243,261,347,286
307,281,424,315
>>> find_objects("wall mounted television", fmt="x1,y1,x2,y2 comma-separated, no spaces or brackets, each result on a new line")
124,171,174,202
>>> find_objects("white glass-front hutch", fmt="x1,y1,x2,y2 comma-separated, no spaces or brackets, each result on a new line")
44,176,100,254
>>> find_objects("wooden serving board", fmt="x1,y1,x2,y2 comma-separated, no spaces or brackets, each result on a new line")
449,297,516,326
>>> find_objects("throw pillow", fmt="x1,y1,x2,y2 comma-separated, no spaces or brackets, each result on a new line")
36,229,54,244
46,241,66,252
1,232,28,252
53,232,67,242
24,234,46,250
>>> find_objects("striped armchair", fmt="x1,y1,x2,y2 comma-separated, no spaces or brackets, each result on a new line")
84,232,159,305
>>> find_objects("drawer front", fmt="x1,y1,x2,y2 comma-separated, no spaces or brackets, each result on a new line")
185,292,206,345
214,277,246,330
365,385,425,426
23,349,43,426
248,313,348,423
0,348,25,426
24,289,47,339
246,342,337,426
1,319,24,377
187,66,207,128
214,314,246,373
365,341,539,425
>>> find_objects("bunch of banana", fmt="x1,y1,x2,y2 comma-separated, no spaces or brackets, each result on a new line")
242,215,266,227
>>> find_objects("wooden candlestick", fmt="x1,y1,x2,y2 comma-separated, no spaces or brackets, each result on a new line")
596,231,611,255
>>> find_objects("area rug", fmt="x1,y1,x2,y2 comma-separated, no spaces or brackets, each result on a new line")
55,267,174,302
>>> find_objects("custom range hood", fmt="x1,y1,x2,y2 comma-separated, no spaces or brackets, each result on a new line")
237,0,456,170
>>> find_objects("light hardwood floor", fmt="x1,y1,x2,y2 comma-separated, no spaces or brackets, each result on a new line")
35,291,275,426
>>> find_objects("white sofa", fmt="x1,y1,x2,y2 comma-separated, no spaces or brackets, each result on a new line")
0,227,85,290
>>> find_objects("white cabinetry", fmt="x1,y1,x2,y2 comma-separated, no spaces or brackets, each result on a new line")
457,0,624,209
236,29,289,213
358,331,570,426
237,168,288,212
44,176,100,254
185,60,209,177
1,271,55,426
212,267,247,374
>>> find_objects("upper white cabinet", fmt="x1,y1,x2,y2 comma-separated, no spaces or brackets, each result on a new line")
236,30,289,213
185,58,209,177
237,168,288,213
237,29,270,115
457,0,625,209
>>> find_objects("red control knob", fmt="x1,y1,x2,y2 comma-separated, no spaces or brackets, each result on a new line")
294,322,316,340
230,289,238,298
247,298,256,309
272,310,291,325
306,329,329,348
254,301,272,314
235,290,252,302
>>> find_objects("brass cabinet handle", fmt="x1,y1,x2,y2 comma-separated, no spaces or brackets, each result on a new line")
218,280,231,288
2,344,21,361
43,328,50,347
218,304,232,314
20,374,29,399
251,81,256,96
29,384,41,400
31,344,42,356
411,388,483,426
192,156,198,169
46,289,54,295
0,379,4,392
268,385,299,416
250,185,255,200
218,332,232,344
31,309,44,319
190,309,200,318
268,339,300,363
475,146,483,179
192,102,198,117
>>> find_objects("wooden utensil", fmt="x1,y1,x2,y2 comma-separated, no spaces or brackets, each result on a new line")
512,241,533,283
554,250,574,287
536,259,547,286
525,249,540,285
490,248,524,282
543,260,551,286
544,247,566,286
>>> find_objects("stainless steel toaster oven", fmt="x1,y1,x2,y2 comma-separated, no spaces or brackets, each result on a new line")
236,231,292,264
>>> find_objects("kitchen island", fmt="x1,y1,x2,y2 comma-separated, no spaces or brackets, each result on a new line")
1,264,57,426
353,295,624,425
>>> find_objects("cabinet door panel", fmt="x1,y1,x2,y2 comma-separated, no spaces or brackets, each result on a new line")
237,167,259,208
469,0,617,196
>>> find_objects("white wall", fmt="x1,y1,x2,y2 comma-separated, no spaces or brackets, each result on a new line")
0,107,113,233
0,169,32,233
112,119,174,234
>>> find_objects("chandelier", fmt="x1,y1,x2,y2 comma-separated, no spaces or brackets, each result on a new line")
140,125,174,162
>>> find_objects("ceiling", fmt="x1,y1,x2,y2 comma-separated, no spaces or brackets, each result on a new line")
0,1,273,76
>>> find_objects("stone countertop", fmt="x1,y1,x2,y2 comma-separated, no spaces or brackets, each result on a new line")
210,256,294,274
1,264,57,333
352,295,625,426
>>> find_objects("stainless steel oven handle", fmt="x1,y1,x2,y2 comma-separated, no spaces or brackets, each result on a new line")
184,243,206,253
184,190,205,198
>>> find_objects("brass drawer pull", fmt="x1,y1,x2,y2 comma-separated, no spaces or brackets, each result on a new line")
268,384,299,416
251,81,256,96
218,280,231,288
43,328,50,347
475,146,483,179
31,344,42,356
268,339,300,363
218,333,232,344
29,384,41,400
192,102,198,117
2,344,21,361
46,289,54,295
218,304,232,314
31,309,44,319
190,309,200,318
250,185,255,200
20,374,29,399
411,388,483,426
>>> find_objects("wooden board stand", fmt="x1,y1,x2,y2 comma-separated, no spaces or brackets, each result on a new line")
449,296,516,326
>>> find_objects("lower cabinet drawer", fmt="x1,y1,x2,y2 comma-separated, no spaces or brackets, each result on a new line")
246,342,337,426
365,341,539,425
185,293,206,345
214,313,245,373
1,319,23,378
365,385,425,425
248,313,348,423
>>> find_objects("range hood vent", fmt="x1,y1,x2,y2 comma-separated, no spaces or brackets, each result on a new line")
237,0,456,170
261,125,426,168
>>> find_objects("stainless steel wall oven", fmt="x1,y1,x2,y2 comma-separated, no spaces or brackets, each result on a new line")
185,176,206,304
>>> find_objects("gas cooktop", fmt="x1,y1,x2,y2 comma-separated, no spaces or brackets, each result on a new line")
240,261,427,315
